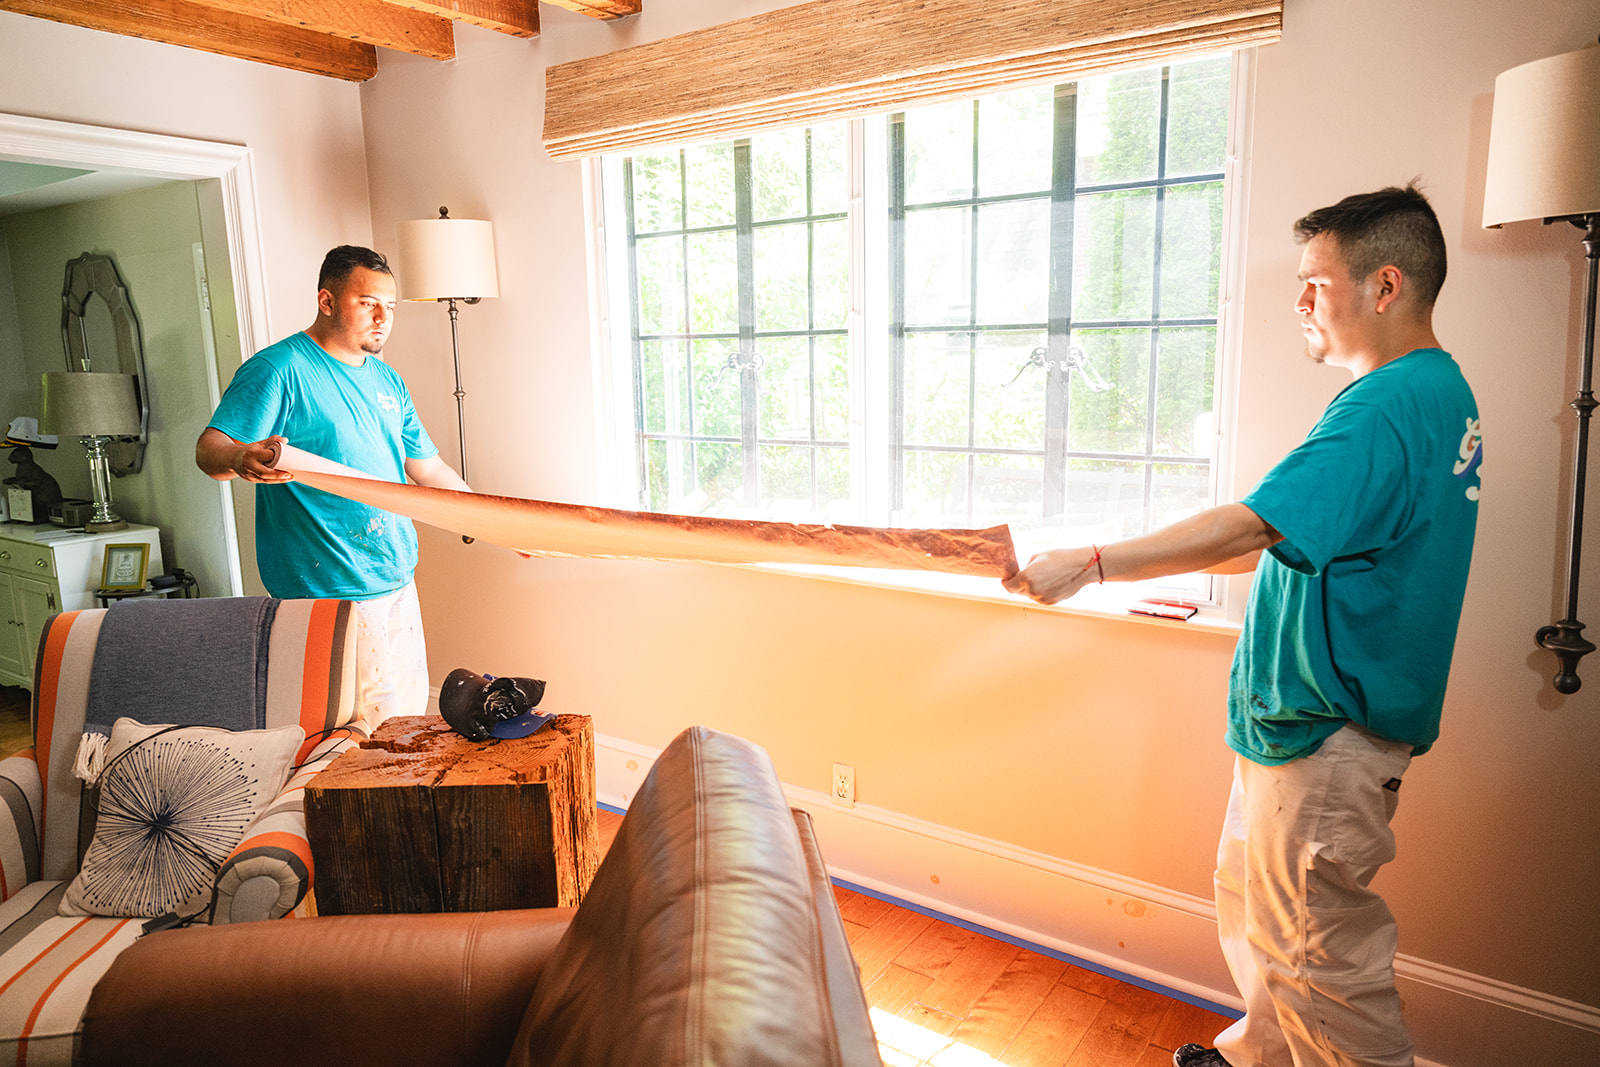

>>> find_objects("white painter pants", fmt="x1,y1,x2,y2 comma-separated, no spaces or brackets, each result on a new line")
1213,724,1415,1067
350,581,430,724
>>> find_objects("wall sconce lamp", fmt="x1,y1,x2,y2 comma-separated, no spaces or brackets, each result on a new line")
1484,40,1600,693
396,207,500,488
39,371,141,532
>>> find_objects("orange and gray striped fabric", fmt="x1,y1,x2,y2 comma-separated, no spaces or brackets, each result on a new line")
0,598,363,1065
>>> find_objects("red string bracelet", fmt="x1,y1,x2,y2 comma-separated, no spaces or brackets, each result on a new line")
1080,544,1105,583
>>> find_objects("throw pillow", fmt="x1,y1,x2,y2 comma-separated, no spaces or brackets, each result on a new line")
60,717,304,919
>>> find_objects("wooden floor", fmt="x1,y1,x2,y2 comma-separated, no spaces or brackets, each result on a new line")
595,807,1230,1067
0,686,30,759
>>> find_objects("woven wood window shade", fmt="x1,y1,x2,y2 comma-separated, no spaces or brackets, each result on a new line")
543,0,1281,160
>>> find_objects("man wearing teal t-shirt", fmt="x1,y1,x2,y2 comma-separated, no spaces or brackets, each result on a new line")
196,246,471,724
1005,186,1480,1067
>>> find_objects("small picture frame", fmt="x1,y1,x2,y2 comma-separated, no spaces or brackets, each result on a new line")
100,543,149,591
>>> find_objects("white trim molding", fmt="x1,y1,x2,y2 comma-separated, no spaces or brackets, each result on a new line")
596,730,1600,1067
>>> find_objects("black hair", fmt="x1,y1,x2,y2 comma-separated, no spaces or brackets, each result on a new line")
317,245,392,295
1293,183,1447,309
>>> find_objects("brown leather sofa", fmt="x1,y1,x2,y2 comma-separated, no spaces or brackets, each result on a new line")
79,725,881,1067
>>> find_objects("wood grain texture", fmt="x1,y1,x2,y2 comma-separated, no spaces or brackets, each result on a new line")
835,885,1238,1065
544,0,1282,158
198,0,455,59
543,0,638,18
380,0,537,37
305,714,597,914
0,0,378,80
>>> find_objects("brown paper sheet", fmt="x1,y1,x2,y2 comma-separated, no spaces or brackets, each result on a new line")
275,446,1017,579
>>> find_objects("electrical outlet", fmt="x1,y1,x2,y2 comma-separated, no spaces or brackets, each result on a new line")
832,762,855,807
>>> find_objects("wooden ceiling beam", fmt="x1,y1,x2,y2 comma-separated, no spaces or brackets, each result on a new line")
378,0,538,38
542,0,640,19
0,0,378,80
198,0,455,60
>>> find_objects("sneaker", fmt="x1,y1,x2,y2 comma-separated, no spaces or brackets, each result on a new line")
1173,1045,1234,1067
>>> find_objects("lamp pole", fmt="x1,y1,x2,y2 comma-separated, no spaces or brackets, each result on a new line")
1537,214,1599,694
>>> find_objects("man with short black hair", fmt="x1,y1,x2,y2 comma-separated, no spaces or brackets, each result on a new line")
196,245,470,724
1006,185,1481,1067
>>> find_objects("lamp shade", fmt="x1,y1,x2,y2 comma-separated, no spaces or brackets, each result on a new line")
1483,43,1600,228
39,371,140,436
396,215,500,300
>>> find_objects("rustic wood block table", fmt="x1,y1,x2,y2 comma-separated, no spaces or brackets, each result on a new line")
305,713,598,915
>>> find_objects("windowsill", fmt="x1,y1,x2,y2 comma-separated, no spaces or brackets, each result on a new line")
741,561,1243,636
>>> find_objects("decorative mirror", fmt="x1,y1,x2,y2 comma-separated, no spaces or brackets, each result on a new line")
61,253,149,474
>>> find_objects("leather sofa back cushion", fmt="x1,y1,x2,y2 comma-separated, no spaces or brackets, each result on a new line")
509,726,851,1067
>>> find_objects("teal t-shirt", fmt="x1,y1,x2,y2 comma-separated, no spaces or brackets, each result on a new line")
208,331,438,600
1231,349,1481,765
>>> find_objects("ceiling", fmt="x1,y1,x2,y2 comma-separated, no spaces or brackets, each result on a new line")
0,0,640,82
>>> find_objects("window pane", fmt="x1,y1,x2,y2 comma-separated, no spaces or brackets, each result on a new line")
686,229,737,333
758,335,811,440
760,443,814,515
643,438,673,511
903,332,971,448
752,127,807,222
811,123,850,216
973,332,1047,451
639,338,692,436
1154,327,1215,457
634,234,684,335
1068,329,1150,454
977,86,1054,198
973,453,1044,527
901,450,969,527
1151,461,1210,527
975,199,1049,325
755,221,809,331
630,151,682,233
815,446,851,515
815,334,850,443
1160,181,1224,319
695,441,743,509
1073,190,1157,321
1064,457,1146,539
904,206,971,326
684,142,734,228
1166,55,1231,177
1076,67,1162,186
813,218,849,330
902,101,973,204
691,338,741,437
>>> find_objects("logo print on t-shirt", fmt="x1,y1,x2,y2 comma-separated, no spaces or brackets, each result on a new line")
1453,416,1482,502
377,391,402,415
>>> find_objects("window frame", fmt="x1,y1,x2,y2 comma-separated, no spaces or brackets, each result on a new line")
588,49,1257,622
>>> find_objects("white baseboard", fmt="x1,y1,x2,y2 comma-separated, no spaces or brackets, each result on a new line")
595,732,1600,1067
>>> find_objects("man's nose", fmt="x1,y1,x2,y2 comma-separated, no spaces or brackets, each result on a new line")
1294,284,1314,314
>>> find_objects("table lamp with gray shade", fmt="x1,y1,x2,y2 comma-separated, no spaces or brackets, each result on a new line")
1483,40,1600,694
39,371,141,533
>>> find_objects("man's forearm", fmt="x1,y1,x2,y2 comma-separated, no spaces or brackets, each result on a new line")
1101,504,1279,581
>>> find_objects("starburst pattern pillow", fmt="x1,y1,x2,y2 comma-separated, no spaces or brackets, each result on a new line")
60,717,304,919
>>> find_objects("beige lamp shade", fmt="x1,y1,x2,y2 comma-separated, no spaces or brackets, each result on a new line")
396,215,500,301
1483,43,1600,228
39,371,141,436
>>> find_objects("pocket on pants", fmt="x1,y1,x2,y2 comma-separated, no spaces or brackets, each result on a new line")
1318,727,1411,871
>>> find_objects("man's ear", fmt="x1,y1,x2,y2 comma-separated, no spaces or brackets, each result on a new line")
315,287,336,317
1372,265,1404,314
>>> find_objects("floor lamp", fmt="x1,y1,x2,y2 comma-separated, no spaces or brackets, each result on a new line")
1483,41,1600,694
39,371,141,533
397,207,499,544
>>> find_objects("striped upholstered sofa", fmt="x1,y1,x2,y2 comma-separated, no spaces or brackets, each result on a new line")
0,597,366,1065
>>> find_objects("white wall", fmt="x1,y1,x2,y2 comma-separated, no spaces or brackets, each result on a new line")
361,3,1600,1064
